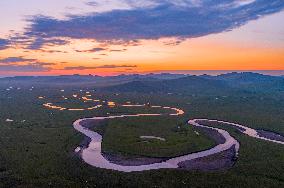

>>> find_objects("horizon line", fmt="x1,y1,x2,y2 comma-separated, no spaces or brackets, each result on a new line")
1,70,284,78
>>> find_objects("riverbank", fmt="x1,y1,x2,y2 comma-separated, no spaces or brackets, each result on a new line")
74,117,240,172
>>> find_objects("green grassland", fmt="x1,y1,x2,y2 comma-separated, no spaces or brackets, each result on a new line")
0,83,284,187
100,116,215,158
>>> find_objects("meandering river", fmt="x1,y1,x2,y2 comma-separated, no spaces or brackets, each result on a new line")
43,96,284,172
74,114,284,172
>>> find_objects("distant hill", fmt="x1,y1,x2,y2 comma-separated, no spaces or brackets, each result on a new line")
0,75,101,82
108,73,187,80
0,73,186,82
212,72,284,93
104,75,236,95
104,72,284,95
1,72,283,94
0,73,188,88
215,72,281,82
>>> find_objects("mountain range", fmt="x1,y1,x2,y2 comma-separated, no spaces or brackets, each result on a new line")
1,72,283,94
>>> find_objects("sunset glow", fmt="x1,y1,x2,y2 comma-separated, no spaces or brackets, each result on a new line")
0,1,283,76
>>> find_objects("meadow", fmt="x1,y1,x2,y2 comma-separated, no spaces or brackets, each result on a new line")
0,81,284,187
99,116,215,158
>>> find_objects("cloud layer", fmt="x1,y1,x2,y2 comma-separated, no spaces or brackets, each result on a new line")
20,0,284,49
0,57,36,64
0,64,51,72
63,64,137,70
0,56,54,72
0,39,9,50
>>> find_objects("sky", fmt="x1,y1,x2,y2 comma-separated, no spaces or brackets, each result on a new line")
0,0,284,76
